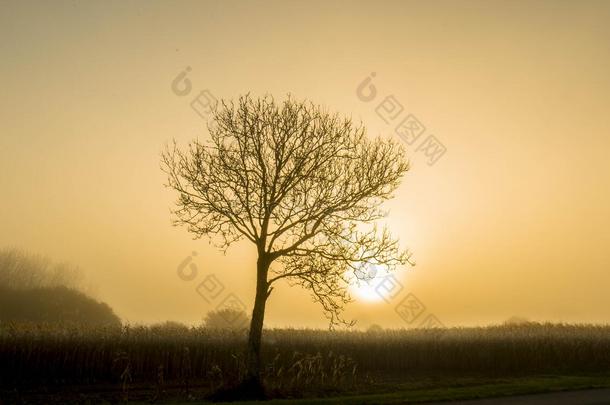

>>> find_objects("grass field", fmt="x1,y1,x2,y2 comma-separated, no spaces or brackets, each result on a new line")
1,323,610,403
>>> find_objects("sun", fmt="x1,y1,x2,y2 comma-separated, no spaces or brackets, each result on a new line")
347,263,390,303
349,280,385,302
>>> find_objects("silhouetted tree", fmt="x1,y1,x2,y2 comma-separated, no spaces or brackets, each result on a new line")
162,95,411,393
367,323,384,333
204,308,249,331
0,285,121,327
0,248,85,291
0,248,118,327
504,316,532,326
149,321,190,333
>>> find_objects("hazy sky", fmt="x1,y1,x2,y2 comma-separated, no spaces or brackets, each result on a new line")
1,0,609,328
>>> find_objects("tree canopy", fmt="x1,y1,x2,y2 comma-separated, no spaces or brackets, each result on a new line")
162,95,412,326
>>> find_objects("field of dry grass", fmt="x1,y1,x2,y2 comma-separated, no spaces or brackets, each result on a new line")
1,323,610,402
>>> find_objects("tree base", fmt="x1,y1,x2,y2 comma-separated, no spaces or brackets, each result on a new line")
207,376,266,402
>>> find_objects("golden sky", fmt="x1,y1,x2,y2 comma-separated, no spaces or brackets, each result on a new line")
1,0,609,328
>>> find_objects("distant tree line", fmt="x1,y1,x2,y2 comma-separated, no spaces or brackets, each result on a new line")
0,248,120,327
0,248,86,290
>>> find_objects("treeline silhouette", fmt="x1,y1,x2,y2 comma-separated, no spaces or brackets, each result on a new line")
0,248,120,327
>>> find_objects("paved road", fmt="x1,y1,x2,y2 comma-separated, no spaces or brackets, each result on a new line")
431,388,610,404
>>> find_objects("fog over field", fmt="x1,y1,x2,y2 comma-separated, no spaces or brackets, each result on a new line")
2,1,610,403
2,0,610,330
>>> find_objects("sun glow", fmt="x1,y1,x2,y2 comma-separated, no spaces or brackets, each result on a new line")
347,263,391,303
349,280,385,302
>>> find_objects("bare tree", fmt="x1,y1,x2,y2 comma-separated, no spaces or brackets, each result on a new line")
0,248,85,292
161,95,411,391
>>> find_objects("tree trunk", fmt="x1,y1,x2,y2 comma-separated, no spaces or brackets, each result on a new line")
208,256,268,402
245,253,270,385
